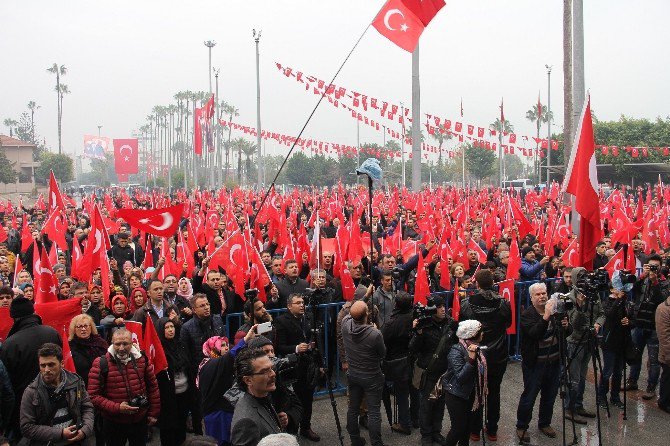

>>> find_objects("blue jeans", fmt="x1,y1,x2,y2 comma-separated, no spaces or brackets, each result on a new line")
629,328,660,390
347,373,384,446
516,360,561,430
598,348,623,403
564,342,592,410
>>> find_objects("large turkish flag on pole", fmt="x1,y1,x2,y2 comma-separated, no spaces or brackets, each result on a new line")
562,97,602,270
117,204,184,238
372,0,425,52
113,139,139,174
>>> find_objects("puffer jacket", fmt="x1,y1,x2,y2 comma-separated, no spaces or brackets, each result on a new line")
520,258,544,281
180,315,225,375
459,289,512,364
87,347,160,424
20,370,95,446
443,342,477,400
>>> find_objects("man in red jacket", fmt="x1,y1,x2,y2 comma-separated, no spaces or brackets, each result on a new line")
87,328,160,446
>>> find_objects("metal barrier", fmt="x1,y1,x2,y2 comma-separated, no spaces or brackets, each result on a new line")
225,302,347,397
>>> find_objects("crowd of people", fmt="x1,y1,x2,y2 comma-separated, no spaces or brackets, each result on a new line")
0,182,669,446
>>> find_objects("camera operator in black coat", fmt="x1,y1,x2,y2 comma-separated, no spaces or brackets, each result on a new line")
458,269,512,441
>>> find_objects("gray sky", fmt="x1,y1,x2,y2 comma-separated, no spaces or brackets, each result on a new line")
2,0,669,168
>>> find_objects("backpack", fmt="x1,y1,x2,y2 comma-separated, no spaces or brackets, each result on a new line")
97,352,146,392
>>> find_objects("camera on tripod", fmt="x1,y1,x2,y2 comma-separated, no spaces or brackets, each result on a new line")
392,266,404,281
305,287,329,306
550,293,574,318
413,296,438,331
271,353,299,386
575,269,610,296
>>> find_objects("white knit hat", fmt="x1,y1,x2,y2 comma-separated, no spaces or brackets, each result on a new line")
456,319,482,340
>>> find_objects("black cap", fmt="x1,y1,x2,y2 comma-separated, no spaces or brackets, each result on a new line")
10,296,35,319
521,246,534,257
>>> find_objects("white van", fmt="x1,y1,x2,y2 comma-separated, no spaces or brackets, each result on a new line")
502,179,534,191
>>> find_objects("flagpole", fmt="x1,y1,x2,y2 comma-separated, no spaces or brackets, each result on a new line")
546,65,553,186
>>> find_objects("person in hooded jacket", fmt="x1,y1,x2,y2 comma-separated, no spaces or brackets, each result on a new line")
457,269,511,442
0,297,61,441
156,317,191,446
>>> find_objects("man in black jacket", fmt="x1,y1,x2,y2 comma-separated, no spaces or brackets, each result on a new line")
273,293,320,442
459,270,511,442
194,257,243,318
515,282,570,442
273,260,309,309
0,297,61,441
409,295,457,446
107,232,141,267
593,241,608,270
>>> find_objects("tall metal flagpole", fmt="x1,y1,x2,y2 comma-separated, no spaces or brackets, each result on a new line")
400,102,406,187
214,68,221,187
571,0,585,236
254,29,263,190
546,65,552,185
204,40,216,189
411,44,421,192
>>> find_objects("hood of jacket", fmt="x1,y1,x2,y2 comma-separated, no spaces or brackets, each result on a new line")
343,315,375,342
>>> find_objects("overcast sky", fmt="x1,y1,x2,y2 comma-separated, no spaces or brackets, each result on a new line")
2,0,669,168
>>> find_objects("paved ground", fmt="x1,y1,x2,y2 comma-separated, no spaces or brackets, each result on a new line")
302,359,667,446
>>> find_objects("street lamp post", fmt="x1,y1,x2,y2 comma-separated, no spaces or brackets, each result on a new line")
202,40,216,189
546,64,552,185
253,29,263,190
97,125,102,137
214,68,221,188
400,102,405,187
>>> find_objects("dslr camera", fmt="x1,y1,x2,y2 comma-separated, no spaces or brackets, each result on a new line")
129,394,149,409
550,293,574,317
413,296,438,331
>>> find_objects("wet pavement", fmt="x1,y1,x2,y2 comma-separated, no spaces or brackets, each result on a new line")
303,358,668,446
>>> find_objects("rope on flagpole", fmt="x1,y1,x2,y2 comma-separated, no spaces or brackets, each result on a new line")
252,23,372,223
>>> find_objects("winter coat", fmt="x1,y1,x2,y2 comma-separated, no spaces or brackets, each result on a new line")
601,296,631,351
520,306,572,368
179,315,225,375
566,291,605,344
0,316,61,398
132,300,182,329
381,307,413,361
0,359,14,433
69,335,108,387
459,289,512,364
656,298,670,366
519,258,544,281
274,277,309,309
341,314,385,379
192,275,243,316
371,287,396,328
20,370,95,446
409,316,458,380
443,342,477,400
87,349,160,424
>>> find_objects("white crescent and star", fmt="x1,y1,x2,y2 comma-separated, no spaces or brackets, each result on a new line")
501,287,512,302
139,212,174,232
230,244,242,264
383,8,409,32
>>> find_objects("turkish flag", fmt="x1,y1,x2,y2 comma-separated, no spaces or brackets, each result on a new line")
604,248,625,278
49,170,66,213
562,238,579,267
41,209,68,249
124,321,144,349
209,231,248,297
143,316,168,375
0,298,83,341
113,139,139,175
194,108,204,156
563,97,602,269
34,245,58,304
62,326,76,373
372,0,425,53
414,252,430,305
498,279,516,335
403,0,445,25
117,204,184,237
247,239,271,302
75,205,111,282
508,196,535,239
507,237,521,280
451,281,461,321
467,238,487,264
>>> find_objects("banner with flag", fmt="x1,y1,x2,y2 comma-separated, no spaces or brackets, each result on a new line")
113,139,139,175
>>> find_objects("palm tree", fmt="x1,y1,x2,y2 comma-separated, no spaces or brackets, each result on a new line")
490,118,514,184
232,136,247,184
47,63,67,153
57,84,70,151
431,123,453,166
240,139,258,186
221,102,239,182
526,103,554,181
404,125,425,144
3,118,18,137
27,101,40,141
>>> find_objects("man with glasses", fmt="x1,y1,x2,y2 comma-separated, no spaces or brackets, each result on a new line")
230,348,282,446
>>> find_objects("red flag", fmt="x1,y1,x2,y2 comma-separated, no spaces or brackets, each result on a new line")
507,237,521,280
414,252,430,305
209,231,248,297
143,316,168,375
402,0,445,25
438,234,452,290
372,0,425,53
340,261,356,301
48,171,66,213
467,238,487,264
62,326,76,373
113,139,139,175
0,299,83,342
562,238,579,267
0,224,7,244
498,279,516,335
124,321,144,349
117,204,183,237
348,220,365,265
194,107,204,156
451,281,461,321
143,236,154,269
41,209,68,249
508,197,535,239
76,205,110,282
34,246,58,304
70,238,83,277
176,231,195,279
100,249,112,308
247,240,271,302
562,97,602,269
20,216,32,251
604,248,625,278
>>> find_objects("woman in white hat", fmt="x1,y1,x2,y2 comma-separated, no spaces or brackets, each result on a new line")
442,319,486,446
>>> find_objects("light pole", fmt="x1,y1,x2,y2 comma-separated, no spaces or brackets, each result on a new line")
203,40,216,189
546,64,552,185
253,29,263,190
214,68,221,188
97,125,102,137
400,102,405,187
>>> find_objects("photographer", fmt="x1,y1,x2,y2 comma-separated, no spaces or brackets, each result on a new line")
458,270,511,442
515,283,570,442
273,294,320,442
409,295,457,446
372,271,397,328
381,291,416,435
597,272,632,409
88,328,160,446
625,255,668,400
234,298,273,345
563,267,605,423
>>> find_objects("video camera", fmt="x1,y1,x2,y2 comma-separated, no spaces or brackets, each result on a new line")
413,296,438,331
575,269,610,296
271,353,299,387
392,266,404,281
550,293,574,318
244,288,259,300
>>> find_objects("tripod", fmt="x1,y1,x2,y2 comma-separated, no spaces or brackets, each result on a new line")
307,299,345,446
475,347,488,446
553,313,578,446
586,296,608,446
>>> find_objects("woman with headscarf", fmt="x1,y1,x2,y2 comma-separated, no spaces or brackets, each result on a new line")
100,295,131,342
130,286,147,313
18,283,34,301
156,317,192,446
68,314,108,386
442,320,486,446
177,277,193,302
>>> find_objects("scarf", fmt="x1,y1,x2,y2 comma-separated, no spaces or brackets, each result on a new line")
460,339,488,411
70,335,108,361
107,344,141,365
156,318,189,373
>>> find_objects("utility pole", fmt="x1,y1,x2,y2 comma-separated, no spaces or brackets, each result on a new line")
546,65,553,185
563,0,574,169
214,68,221,188
97,125,102,137
203,40,216,189
253,29,263,190
411,44,421,192
400,102,406,187
572,0,585,146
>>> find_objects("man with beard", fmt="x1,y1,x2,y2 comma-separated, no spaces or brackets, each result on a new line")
163,274,193,321
0,297,61,441
234,299,272,344
88,329,160,446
